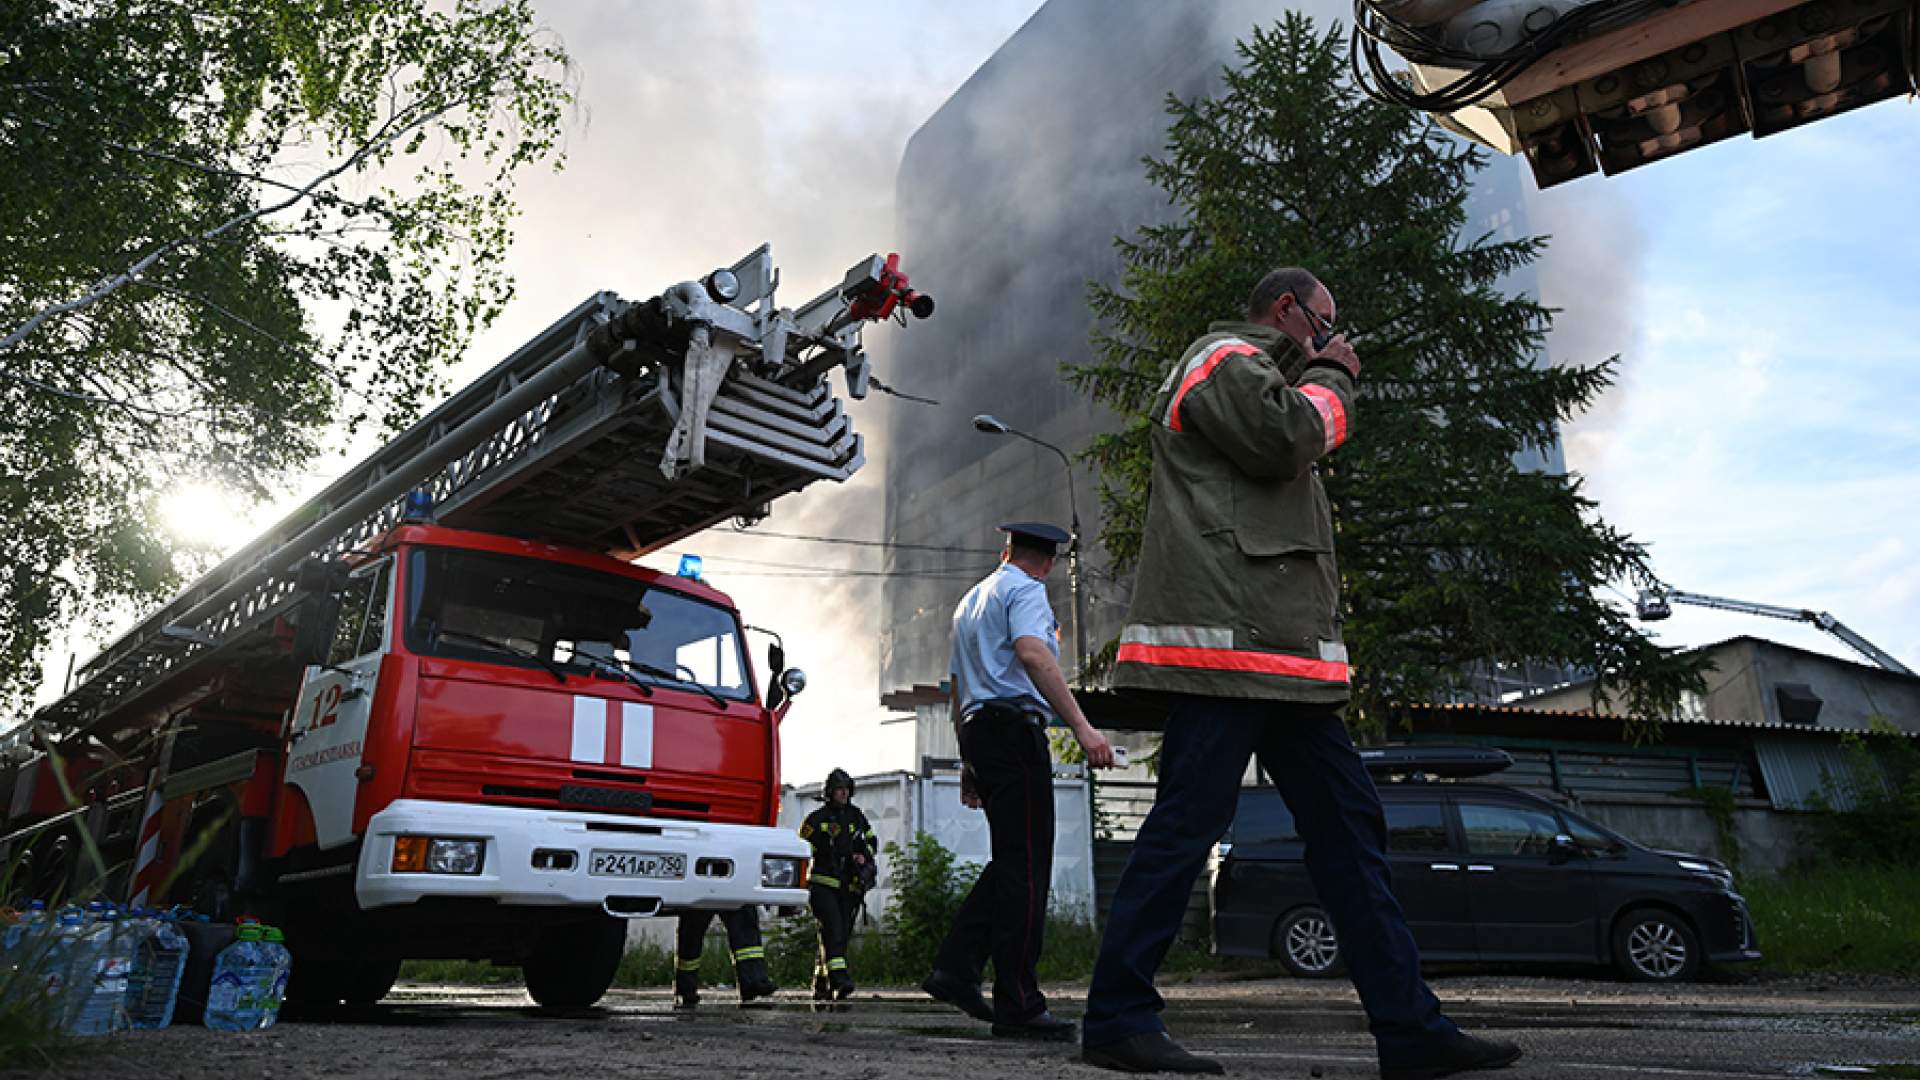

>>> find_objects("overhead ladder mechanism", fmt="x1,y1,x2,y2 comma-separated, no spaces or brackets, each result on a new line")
19,247,932,749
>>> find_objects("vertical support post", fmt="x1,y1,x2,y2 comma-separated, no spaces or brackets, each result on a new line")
1548,747,1565,793
128,722,182,907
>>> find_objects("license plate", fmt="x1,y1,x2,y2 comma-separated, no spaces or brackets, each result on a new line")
588,850,685,879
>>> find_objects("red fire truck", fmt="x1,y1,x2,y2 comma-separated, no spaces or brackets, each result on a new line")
0,248,930,1008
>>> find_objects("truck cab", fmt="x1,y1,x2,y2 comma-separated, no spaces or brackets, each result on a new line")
248,524,809,1006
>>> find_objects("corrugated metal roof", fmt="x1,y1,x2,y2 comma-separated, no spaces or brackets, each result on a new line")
1408,701,1913,738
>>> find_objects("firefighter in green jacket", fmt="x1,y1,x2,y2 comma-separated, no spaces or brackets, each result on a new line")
799,767,876,1000
1079,268,1521,1080
673,907,776,1009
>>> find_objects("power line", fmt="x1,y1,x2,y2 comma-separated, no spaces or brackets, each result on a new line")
725,527,1001,556
687,568,983,580
657,550,987,574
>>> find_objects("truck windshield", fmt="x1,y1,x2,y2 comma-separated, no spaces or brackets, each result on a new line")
403,547,753,702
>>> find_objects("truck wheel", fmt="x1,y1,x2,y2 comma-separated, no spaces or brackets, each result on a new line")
1274,906,1344,978
343,953,402,1005
287,947,350,1007
1611,908,1701,982
524,915,627,1009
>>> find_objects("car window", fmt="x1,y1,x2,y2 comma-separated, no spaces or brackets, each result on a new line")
1226,790,1299,845
1384,801,1450,853
1459,802,1561,858
1560,813,1622,856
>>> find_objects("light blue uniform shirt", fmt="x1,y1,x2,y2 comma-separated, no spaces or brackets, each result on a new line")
950,563,1059,719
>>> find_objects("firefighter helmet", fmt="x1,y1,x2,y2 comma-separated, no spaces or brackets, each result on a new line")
825,767,853,797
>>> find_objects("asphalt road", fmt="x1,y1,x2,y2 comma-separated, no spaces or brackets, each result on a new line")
15,974,1920,1079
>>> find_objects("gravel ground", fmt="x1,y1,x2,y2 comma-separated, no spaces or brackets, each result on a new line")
8,972,1918,1079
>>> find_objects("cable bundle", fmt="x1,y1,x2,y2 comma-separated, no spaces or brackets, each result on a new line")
1350,0,1673,111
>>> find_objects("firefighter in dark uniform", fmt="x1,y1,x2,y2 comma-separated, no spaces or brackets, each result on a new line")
799,767,876,1000
921,522,1115,1041
672,907,776,1008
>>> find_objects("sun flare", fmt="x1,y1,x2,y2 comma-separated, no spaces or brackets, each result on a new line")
159,482,249,551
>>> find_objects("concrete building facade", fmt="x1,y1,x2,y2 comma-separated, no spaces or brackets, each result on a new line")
879,0,1559,735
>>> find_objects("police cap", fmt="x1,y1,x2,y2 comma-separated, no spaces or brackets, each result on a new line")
999,521,1070,556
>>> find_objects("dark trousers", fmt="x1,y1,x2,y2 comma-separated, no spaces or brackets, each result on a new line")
676,907,765,985
1082,695,1457,1064
932,713,1055,1023
809,884,858,981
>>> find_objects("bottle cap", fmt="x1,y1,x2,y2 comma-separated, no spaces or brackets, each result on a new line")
262,927,285,943
236,924,264,941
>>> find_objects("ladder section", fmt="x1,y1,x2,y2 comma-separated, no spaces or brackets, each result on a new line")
24,248,930,744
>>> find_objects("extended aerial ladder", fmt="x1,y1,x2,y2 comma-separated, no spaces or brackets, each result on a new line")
9,247,932,759
1636,586,1913,676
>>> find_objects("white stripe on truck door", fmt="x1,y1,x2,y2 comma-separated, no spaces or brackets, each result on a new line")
572,696,654,767
620,702,654,768
571,696,606,763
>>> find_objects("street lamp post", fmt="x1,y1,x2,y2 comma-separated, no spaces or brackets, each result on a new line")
973,414,1087,686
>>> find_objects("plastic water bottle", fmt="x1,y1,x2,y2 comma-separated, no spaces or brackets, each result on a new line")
0,902,50,1011
3,900,46,951
257,927,291,1027
125,911,190,1030
41,911,95,1031
68,908,135,1035
205,924,273,1030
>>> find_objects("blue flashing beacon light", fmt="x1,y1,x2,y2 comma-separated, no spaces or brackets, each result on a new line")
401,488,436,524
677,554,704,581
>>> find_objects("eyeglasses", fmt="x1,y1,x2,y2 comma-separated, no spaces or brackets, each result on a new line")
1289,290,1336,350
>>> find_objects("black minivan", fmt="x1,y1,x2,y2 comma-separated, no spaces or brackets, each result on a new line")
1209,747,1761,982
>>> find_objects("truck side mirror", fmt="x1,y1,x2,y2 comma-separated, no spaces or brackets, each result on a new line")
779,669,807,698
768,642,786,676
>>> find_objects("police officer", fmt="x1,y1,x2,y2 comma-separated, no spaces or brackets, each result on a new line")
672,907,776,1009
1078,269,1521,1078
799,767,876,1000
921,522,1116,1041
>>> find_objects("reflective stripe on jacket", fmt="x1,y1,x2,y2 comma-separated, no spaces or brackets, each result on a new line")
799,803,876,890
1113,321,1356,704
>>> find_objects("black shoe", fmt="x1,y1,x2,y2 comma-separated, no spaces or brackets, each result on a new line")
992,1010,1077,1041
1381,1033,1523,1080
672,973,699,1010
921,971,993,1023
739,977,778,1004
830,971,855,1000
1082,1032,1224,1074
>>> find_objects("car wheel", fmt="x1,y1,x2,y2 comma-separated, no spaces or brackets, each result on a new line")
1612,908,1701,982
1274,906,1344,978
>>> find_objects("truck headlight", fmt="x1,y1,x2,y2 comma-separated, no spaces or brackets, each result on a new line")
761,856,806,889
392,835,486,874
428,839,486,875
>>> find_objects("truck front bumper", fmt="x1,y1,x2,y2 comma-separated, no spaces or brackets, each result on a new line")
356,798,809,914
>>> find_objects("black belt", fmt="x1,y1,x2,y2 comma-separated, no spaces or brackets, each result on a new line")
961,700,1048,728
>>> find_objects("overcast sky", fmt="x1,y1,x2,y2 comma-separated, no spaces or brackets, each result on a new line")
49,2,1918,785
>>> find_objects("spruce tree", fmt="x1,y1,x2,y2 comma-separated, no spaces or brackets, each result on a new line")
1069,14,1704,731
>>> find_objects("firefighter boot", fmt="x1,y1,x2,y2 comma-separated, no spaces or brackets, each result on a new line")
736,960,777,1006
673,965,701,1010
732,944,776,1005
828,959,855,1000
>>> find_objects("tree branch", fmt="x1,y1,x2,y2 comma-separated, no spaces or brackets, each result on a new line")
0,91,464,355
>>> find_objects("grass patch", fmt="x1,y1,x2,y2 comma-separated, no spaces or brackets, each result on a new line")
396,958,524,985
1745,863,1920,977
